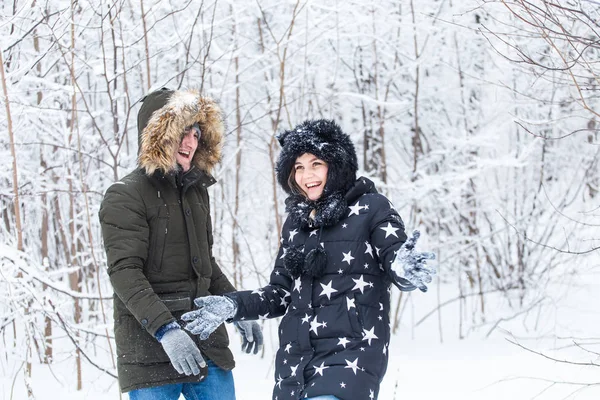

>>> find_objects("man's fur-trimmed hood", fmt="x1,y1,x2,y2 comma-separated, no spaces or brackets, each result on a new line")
137,88,224,175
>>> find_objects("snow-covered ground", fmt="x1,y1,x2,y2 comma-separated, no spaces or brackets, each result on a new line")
3,280,599,400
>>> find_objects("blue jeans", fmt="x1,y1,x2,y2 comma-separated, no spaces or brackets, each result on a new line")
128,361,235,400
306,397,340,400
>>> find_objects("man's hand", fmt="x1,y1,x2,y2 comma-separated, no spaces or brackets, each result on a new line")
234,321,263,355
182,296,237,340
392,230,436,292
159,328,206,375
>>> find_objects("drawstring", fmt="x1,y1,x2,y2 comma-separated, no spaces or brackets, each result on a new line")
317,226,324,245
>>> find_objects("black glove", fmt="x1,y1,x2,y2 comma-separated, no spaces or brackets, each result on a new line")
234,320,263,354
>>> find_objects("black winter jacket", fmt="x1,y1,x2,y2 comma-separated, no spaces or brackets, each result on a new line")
227,177,415,400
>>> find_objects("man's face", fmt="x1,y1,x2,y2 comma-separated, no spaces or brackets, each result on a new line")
176,125,200,172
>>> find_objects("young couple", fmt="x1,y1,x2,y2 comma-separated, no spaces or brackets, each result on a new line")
100,88,435,400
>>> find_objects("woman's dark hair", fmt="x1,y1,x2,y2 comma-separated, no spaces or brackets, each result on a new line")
287,167,305,197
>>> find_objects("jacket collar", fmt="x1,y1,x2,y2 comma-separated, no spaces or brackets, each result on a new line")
146,165,217,192
285,176,377,229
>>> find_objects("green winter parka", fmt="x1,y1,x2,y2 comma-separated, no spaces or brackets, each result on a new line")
99,89,236,392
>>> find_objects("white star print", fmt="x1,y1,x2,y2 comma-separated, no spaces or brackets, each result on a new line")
338,269,344,274
259,312,270,320
337,337,350,348
344,357,360,375
293,276,302,293
290,364,299,376
370,389,375,399
251,288,264,296
364,263,369,269
279,247,288,259
348,202,363,216
365,242,374,258
276,374,283,388
284,342,292,353
342,251,355,265
379,302,384,311
313,361,330,376
309,229,318,237
346,296,356,310
319,280,338,300
380,222,399,238
342,223,348,228
352,275,371,294
301,313,311,324
340,382,346,388
289,228,299,242
362,326,379,345
280,296,289,307
309,317,324,335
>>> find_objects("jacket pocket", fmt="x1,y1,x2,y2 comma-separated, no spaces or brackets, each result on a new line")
158,292,192,313
147,205,169,273
348,294,364,337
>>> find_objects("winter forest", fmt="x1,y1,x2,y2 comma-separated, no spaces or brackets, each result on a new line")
1,0,599,399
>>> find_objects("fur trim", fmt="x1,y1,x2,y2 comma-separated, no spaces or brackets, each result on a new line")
138,89,224,175
283,245,328,279
283,246,305,278
304,247,328,278
285,192,347,229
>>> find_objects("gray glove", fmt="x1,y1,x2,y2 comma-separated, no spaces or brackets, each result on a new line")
182,296,237,340
159,328,206,375
391,230,436,292
234,320,263,354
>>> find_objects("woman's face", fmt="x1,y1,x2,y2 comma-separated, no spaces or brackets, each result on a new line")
294,153,328,201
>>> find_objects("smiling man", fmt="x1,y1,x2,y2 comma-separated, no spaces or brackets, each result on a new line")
99,88,262,399
176,122,201,171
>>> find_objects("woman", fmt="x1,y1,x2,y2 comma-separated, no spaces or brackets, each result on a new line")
182,119,435,400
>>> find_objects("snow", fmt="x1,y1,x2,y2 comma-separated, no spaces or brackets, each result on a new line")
4,281,599,400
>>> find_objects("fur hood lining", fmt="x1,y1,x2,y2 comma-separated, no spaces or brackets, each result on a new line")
138,90,224,175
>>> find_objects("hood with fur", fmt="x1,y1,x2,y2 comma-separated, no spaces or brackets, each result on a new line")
137,88,224,175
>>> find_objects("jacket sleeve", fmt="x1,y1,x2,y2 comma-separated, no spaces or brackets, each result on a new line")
99,178,175,336
224,219,294,320
368,194,417,291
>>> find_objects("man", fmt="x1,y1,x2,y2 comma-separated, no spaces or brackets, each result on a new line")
99,88,262,399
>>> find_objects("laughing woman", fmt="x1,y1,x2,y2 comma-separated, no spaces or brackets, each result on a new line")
182,119,436,400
